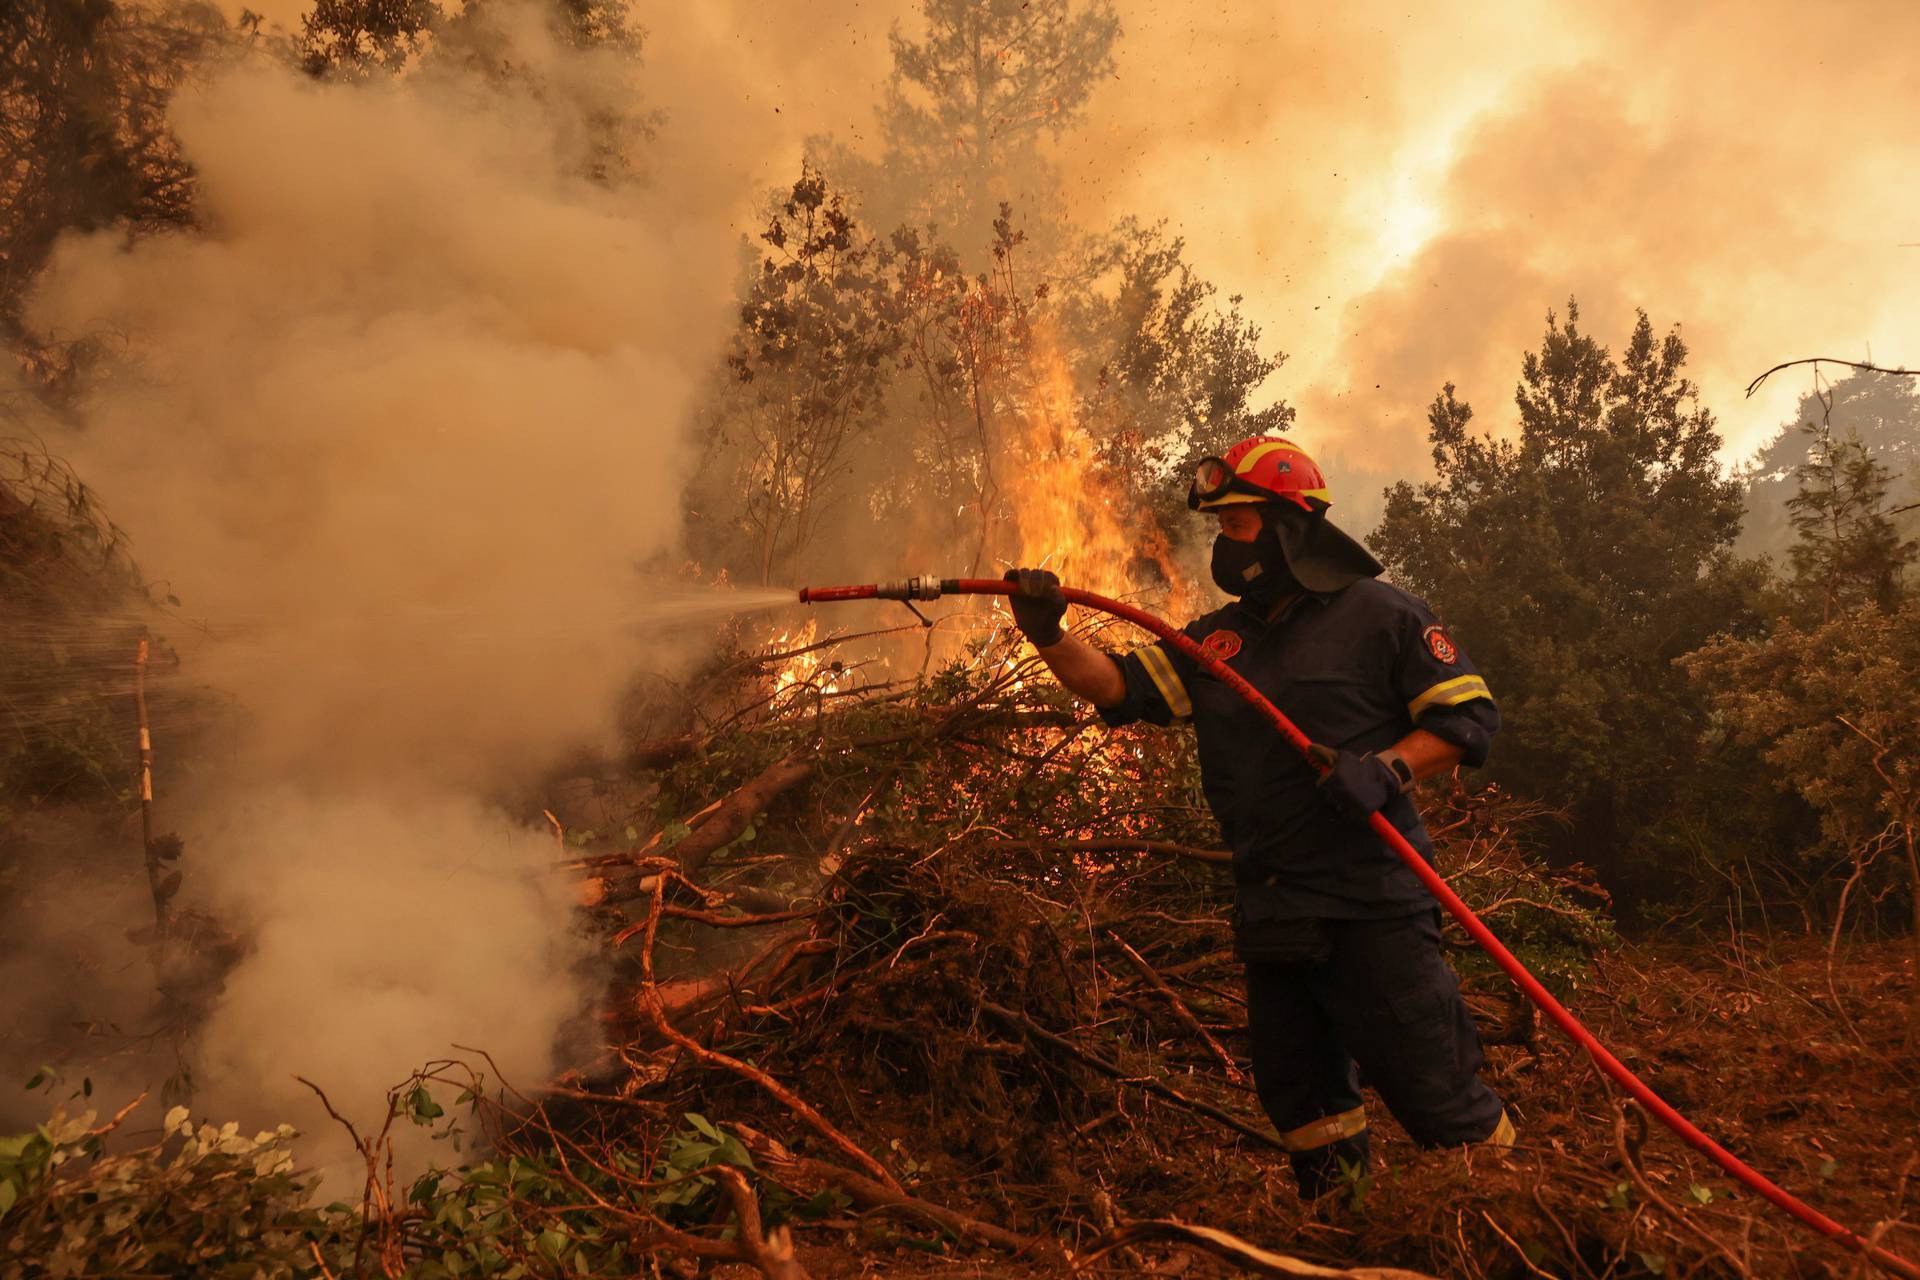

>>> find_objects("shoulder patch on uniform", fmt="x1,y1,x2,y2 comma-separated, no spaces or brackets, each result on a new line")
1200,629,1243,661
1423,624,1458,665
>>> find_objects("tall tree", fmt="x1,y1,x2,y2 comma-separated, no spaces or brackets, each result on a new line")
1373,304,1764,903
1785,421,1916,621
815,0,1119,258
1739,368,1920,559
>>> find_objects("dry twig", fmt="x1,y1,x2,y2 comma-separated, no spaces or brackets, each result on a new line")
1080,1218,1440,1278
1106,929,1246,1083
632,865,900,1190
979,999,1282,1150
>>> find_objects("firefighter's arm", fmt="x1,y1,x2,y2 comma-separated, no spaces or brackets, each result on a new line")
1379,728,1464,784
1032,633,1127,708
1314,731,1465,822
1004,568,1127,708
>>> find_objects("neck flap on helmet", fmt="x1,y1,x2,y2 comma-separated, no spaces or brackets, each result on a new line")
1260,504,1383,594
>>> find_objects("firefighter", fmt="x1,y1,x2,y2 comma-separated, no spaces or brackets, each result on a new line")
1005,435,1513,1199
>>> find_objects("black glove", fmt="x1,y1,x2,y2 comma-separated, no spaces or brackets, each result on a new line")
1003,568,1067,647
1311,745,1407,822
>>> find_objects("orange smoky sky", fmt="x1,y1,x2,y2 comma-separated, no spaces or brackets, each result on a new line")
227,0,1918,485
1071,1,1920,480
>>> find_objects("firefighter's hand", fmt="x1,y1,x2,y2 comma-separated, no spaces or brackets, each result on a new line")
1003,568,1068,647
1311,745,1404,821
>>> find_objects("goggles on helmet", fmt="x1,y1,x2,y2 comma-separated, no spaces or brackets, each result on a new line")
1187,455,1286,510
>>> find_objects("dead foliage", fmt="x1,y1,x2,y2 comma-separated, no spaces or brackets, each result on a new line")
528,624,1912,1277
9,623,1918,1279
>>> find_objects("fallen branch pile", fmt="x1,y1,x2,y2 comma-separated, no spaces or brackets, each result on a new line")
11,622,1917,1278
507,623,1639,1276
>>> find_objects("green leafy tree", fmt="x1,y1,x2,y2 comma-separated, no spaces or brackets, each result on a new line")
1785,420,1916,621
1373,304,1764,904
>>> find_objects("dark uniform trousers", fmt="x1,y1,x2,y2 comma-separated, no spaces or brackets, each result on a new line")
1100,579,1518,1196
1239,909,1509,1197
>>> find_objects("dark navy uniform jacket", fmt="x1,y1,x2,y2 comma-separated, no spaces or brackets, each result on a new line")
1100,578,1499,921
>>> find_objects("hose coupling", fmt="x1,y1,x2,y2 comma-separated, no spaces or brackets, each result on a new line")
875,575,945,602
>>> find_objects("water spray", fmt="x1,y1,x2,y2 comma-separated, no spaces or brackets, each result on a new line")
799,575,1920,1280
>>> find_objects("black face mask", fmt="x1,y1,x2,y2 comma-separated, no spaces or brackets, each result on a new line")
1210,526,1302,606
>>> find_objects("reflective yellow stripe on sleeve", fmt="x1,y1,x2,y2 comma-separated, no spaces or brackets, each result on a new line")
1407,674,1493,719
1279,1106,1369,1152
1132,644,1193,719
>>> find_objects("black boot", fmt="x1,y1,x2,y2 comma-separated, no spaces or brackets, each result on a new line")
1289,1131,1371,1202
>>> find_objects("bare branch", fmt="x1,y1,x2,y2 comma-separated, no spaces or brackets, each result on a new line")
1746,357,1917,398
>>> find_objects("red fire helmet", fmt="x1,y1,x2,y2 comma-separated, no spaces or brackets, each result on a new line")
1187,437,1333,513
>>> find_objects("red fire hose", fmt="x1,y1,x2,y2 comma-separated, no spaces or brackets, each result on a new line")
799,575,1920,1279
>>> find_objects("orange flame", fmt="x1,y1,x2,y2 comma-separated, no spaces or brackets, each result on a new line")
1004,329,1198,617
766,616,844,697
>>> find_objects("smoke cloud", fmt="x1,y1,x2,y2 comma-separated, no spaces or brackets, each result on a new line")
16,1,794,1167
1069,1,1920,472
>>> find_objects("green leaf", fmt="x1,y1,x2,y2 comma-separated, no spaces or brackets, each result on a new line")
797,1186,853,1219
899,1233,948,1254
624,825,639,842
1635,1250,1666,1275
23,1067,54,1092
684,1113,722,1142
0,1179,17,1216
409,1085,445,1123
669,1140,720,1171
1688,1183,1712,1204
536,1228,569,1263
1605,1181,1632,1211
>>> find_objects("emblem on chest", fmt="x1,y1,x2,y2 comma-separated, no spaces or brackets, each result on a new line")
1200,629,1243,661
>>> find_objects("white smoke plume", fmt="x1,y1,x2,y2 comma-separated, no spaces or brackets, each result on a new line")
16,2,790,1171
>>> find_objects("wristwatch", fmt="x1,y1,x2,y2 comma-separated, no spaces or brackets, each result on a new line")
1376,750,1416,793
